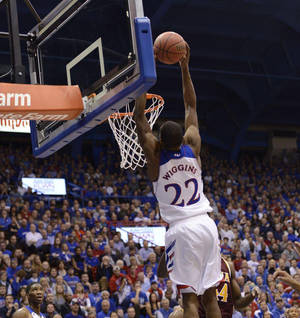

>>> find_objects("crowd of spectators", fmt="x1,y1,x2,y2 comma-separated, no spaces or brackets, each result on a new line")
0,142,298,318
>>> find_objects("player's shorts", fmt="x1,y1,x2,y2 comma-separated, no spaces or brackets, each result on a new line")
165,213,222,296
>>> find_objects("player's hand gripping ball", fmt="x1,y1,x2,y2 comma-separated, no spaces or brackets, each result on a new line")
154,31,187,64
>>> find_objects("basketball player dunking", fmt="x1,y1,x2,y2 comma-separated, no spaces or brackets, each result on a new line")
133,44,222,318
13,283,45,318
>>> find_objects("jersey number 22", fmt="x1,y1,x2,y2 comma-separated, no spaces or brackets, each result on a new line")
164,178,200,206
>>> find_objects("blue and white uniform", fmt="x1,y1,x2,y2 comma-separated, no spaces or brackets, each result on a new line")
25,306,46,318
153,144,222,295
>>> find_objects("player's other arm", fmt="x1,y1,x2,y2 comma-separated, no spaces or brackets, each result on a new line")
12,308,29,318
133,93,159,180
229,262,258,309
180,44,201,156
274,270,300,293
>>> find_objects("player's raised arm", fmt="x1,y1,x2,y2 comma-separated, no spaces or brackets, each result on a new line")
134,93,150,137
180,44,201,156
133,93,159,180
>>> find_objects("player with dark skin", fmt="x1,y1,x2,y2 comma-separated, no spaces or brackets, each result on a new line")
274,271,300,293
158,253,260,317
133,44,221,318
12,283,45,318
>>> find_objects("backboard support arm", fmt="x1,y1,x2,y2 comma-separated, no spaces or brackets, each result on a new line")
28,0,92,50
6,0,26,83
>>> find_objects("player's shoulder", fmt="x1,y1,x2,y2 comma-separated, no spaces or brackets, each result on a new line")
181,140,198,156
12,307,30,318
147,135,161,158
183,131,201,157
183,124,201,144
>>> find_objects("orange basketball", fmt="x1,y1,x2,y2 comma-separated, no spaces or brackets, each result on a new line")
153,32,186,65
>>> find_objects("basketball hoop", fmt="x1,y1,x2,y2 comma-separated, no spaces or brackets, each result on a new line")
108,93,164,170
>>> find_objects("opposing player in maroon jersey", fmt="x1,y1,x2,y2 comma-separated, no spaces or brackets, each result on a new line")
158,254,259,317
198,257,259,317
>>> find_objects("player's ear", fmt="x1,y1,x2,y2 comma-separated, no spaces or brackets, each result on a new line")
158,131,164,148
157,127,161,140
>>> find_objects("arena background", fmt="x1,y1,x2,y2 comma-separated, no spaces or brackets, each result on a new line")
0,1,299,318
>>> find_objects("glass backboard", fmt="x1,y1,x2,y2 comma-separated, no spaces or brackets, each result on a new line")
28,0,156,158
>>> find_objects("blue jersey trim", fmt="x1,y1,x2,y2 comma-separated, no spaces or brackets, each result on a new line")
26,306,45,318
160,144,195,166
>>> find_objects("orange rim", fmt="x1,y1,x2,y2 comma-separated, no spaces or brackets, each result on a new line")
109,93,164,119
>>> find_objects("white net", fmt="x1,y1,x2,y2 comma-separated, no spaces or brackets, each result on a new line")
108,93,164,170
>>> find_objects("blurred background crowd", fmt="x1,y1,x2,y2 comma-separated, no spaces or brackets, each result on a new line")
0,142,298,318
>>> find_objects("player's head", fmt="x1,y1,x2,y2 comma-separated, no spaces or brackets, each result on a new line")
160,121,183,150
26,282,43,305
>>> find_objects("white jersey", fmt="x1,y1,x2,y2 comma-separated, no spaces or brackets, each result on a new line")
153,144,212,224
